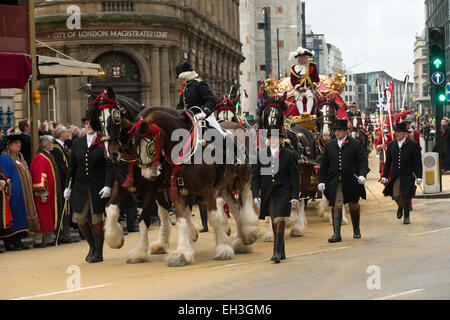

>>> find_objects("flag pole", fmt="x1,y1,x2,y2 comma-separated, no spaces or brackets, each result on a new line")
401,75,409,113
376,78,386,161
387,79,394,134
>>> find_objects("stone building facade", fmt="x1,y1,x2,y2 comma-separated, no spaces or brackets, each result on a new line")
31,0,244,126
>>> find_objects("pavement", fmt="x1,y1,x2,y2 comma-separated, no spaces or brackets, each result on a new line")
0,151,449,300
415,172,450,199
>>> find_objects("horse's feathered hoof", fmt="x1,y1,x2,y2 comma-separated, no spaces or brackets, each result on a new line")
167,251,194,267
232,238,252,254
243,230,259,245
214,244,234,260
150,241,169,255
126,257,148,264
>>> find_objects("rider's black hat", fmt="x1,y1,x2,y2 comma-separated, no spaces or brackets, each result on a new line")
175,61,194,78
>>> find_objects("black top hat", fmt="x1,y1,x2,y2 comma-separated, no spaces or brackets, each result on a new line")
7,134,23,144
332,119,349,130
81,109,91,123
394,122,409,132
175,61,193,78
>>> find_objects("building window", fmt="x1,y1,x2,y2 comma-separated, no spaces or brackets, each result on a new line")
260,65,266,71
257,23,265,30
278,40,284,48
48,86,56,122
349,96,353,102
248,72,251,82
246,36,250,44
277,7,283,14
349,85,353,92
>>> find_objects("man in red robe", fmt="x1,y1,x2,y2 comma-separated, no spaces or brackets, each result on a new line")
30,135,62,248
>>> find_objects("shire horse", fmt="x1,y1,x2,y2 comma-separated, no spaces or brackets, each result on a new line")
257,91,316,240
131,106,259,267
90,87,173,264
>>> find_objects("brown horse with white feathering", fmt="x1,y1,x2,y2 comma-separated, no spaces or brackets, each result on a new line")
130,106,259,267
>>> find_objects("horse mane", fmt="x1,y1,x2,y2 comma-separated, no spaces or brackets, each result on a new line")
138,107,189,132
117,94,144,116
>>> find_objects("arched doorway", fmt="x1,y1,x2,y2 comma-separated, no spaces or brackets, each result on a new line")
90,51,142,103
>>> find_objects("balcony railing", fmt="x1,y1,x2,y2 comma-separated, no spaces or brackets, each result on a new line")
102,1,135,12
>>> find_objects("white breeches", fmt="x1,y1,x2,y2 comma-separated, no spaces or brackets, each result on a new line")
296,96,314,114
206,113,227,137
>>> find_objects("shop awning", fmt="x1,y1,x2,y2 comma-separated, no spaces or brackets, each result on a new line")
0,53,32,90
37,55,101,79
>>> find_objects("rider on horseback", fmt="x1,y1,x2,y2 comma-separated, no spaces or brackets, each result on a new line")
175,61,244,166
289,47,320,115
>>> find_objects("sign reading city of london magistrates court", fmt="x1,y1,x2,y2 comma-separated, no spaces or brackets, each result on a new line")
37,29,179,42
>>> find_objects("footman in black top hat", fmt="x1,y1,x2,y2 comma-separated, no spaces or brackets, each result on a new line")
318,118,370,242
381,122,422,224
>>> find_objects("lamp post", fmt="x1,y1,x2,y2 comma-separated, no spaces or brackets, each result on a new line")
277,25,297,80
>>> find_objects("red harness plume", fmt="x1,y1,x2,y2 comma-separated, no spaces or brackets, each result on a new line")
216,97,236,111
93,91,118,110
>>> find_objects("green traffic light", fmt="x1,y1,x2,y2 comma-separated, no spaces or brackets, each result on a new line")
433,58,443,68
439,94,446,102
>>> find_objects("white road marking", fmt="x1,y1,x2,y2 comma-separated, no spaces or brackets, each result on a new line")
10,283,113,300
210,246,352,270
409,227,450,237
373,288,425,300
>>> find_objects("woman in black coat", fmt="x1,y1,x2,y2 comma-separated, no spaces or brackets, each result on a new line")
251,129,299,263
64,116,113,263
318,119,370,243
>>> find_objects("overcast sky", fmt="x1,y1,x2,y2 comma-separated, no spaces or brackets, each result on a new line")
305,0,425,80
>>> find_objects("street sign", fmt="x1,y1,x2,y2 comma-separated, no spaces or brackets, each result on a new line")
431,71,445,85
446,83,450,101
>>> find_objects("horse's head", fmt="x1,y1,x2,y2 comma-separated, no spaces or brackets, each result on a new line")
316,97,338,137
91,87,137,162
129,108,183,181
258,92,288,132
351,110,362,132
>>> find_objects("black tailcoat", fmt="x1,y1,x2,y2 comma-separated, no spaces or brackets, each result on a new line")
51,140,71,188
382,139,422,199
69,135,114,214
319,136,369,207
176,78,217,115
251,146,299,219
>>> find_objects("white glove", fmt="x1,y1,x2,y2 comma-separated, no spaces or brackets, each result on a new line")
99,186,112,199
381,177,388,184
416,178,423,185
290,199,298,205
63,188,71,201
358,176,366,185
194,110,207,122
318,183,325,193
253,198,261,206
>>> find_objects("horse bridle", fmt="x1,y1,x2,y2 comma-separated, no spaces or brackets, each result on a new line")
94,91,137,164
137,135,157,169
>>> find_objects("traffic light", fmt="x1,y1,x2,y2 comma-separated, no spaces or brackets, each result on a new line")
428,27,446,108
